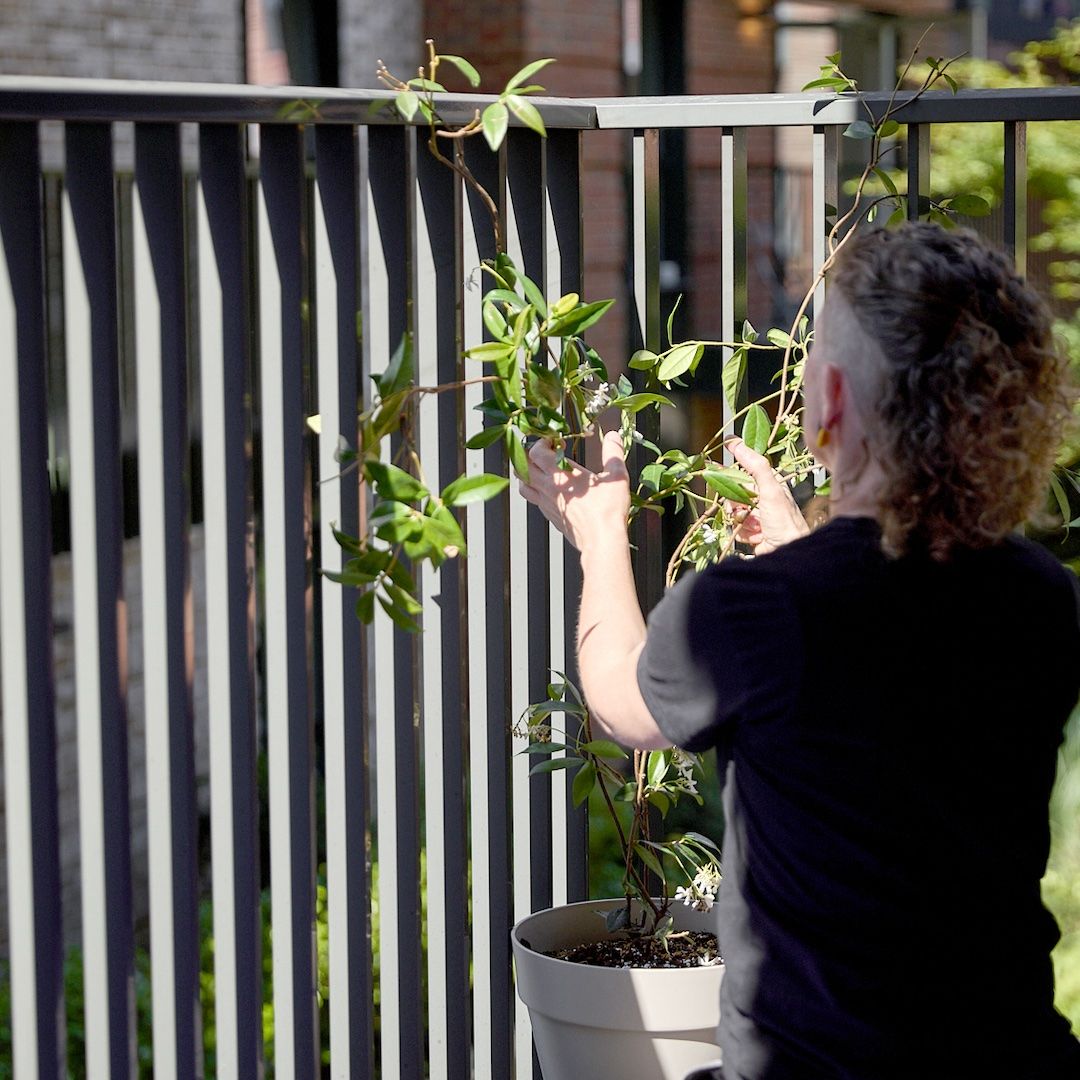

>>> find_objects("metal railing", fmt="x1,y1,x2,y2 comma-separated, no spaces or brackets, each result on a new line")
1,78,1078,1079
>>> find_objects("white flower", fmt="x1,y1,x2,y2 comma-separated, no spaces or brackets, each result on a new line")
698,953,722,967
677,775,699,797
700,524,720,545
693,865,722,894
674,885,694,907
672,748,697,780
528,722,552,743
584,382,614,418
693,893,715,913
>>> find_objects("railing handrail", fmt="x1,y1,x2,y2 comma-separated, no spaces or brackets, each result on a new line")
2,76,1079,128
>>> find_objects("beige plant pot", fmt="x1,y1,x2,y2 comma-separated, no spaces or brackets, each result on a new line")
511,898,724,1080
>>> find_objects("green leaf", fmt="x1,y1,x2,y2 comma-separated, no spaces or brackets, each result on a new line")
572,760,597,808
426,505,467,554
483,300,510,341
438,54,481,87
519,741,572,755
505,57,555,93
873,167,899,197
526,363,562,409
506,427,529,482
612,392,674,414
633,842,665,880
942,73,958,94
395,90,419,122
579,739,628,760
657,343,702,382
506,94,547,137
365,460,428,503
722,347,747,412
946,194,992,218
375,513,422,545
377,332,414,398
331,526,364,556
482,101,509,151
467,340,516,364
704,471,755,504
742,404,770,454
464,424,507,450
766,327,791,349
407,77,446,92
878,119,900,138
683,830,722,854
441,473,510,506
384,579,423,615
802,76,850,91
639,461,665,493
646,749,669,788
887,203,906,228
843,120,876,140
666,293,683,348
544,299,613,337
741,320,758,344
550,292,580,318
515,273,548,320
378,592,421,633
355,589,376,623
646,789,671,816
629,349,659,371
484,287,526,312
1049,471,1071,527
529,756,583,775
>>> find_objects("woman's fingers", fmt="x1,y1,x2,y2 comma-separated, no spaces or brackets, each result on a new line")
725,437,774,488
600,429,628,479
527,437,561,474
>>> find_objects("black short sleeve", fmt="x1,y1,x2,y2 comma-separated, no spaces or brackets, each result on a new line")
636,558,804,752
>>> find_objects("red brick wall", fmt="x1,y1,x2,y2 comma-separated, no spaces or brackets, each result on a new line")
424,0,628,367
423,0,783,373
685,5,777,335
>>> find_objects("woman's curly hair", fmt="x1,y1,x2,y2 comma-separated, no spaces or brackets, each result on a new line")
829,220,1075,561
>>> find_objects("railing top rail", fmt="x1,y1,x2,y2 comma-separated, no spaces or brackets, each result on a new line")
0,75,598,128
590,87,1080,128
0,76,1078,129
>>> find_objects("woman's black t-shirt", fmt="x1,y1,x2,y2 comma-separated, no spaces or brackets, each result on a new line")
637,516,1080,1079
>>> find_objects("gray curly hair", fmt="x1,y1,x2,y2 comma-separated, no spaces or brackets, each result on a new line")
828,220,1074,561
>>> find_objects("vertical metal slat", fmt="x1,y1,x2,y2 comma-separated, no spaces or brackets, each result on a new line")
630,128,664,608
544,128,589,905
414,126,472,1080
132,121,202,1080
721,126,748,460
0,119,65,1080
906,123,930,222
461,135,514,1080
366,123,424,1080
64,120,137,1078
1004,120,1027,276
812,125,839,318
197,122,263,1080
504,125,550,1080
313,122,376,1080
257,122,318,1078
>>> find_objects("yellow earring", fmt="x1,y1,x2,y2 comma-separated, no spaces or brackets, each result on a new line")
815,426,831,448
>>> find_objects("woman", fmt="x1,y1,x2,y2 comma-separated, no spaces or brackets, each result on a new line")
520,222,1080,1078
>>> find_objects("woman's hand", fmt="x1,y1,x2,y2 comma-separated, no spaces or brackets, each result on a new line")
726,436,810,555
518,430,630,553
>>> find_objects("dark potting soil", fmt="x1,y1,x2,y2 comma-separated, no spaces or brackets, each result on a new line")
541,930,721,969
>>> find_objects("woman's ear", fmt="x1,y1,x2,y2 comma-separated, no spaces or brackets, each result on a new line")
822,361,846,430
